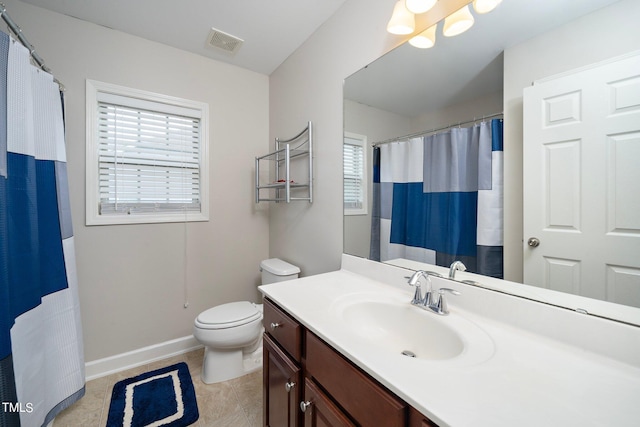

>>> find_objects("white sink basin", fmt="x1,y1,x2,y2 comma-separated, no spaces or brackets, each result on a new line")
330,292,495,364
341,300,464,360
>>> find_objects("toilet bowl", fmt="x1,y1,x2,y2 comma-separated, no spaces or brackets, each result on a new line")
193,258,300,384
193,301,264,384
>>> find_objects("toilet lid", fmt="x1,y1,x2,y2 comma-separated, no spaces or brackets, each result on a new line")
196,301,261,329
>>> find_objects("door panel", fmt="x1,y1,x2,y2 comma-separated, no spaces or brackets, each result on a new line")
523,52,640,307
264,334,301,427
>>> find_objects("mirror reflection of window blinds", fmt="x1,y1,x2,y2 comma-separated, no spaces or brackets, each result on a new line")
343,135,365,211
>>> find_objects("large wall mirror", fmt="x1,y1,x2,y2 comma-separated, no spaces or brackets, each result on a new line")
344,0,640,325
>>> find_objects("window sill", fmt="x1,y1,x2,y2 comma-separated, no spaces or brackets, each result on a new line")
86,212,209,226
344,209,368,216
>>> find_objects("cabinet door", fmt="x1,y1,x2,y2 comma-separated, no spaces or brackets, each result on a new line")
264,334,301,427
301,378,355,427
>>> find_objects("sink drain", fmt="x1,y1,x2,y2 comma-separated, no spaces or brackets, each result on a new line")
401,350,416,358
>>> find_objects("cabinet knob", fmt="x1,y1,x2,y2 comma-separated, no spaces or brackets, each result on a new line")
300,400,312,413
285,381,295,392
270,322,281,330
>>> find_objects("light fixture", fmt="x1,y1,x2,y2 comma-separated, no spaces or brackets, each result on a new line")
409,24,437,49
405,0,437,14
387,0,415,35
443,5,474,37
472,0,502,14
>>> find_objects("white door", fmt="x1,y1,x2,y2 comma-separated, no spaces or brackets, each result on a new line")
523,52,640,307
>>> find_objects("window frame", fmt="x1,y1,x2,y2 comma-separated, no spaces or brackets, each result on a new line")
343,132,368,216
85,80,209,225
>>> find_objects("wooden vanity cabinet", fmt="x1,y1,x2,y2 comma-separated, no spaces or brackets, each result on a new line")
263,298,439,427
264,333,301,427
264,299,303,427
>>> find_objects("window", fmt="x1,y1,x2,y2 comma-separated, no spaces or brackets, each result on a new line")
86,80,209,225
343,132,367,215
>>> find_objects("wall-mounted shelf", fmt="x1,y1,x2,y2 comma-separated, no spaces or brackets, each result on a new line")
255,121,313,203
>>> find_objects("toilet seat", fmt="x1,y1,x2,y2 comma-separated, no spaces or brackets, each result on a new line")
196,301,262,330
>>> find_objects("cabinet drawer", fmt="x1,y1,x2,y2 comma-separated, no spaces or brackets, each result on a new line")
305,331,407,427
264,298,302,362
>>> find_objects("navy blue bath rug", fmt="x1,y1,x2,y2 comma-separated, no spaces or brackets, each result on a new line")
106,362,199,427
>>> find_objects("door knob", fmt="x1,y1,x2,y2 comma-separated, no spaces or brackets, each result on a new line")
300,400,312,412
527,237,540,247
285,381,295,392
270,322,281,330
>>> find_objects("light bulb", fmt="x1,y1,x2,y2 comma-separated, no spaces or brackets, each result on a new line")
387,1,415,35
405,0,438,14
409,25,437,49
472,0,502,14
443,5,474,37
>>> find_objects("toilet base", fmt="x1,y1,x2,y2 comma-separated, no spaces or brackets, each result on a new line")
201,341,263,384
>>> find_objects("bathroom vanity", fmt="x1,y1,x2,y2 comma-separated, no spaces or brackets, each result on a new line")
260,255,640,427
263,297,435,427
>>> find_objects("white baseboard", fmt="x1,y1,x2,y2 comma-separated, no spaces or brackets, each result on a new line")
85,335,203,381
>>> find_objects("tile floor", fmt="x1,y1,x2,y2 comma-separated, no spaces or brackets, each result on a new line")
53,348,263,427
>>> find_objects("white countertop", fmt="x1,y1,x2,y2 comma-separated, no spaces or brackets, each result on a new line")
259,260,640,427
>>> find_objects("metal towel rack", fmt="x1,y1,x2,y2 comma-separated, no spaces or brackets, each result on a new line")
255,121,313,203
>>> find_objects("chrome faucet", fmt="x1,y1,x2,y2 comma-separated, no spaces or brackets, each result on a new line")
448,260,466,279
407,270,434,306
407,270,459,315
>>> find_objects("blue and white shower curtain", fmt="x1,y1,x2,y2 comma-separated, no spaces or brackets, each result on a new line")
0,33,85,426
370,119,503,278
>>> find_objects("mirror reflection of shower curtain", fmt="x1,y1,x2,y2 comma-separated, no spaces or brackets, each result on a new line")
0,33,85,426
370,119,503,278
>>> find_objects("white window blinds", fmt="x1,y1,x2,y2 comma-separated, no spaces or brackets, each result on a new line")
97,94,202,215
344,134,367,214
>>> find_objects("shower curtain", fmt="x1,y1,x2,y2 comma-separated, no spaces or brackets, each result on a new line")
370,119,503,278
0,32,85,427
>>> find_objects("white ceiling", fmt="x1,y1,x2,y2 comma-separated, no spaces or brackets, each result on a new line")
20,0,348,75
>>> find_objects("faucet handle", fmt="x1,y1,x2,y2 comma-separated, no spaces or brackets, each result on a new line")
433,288,461,315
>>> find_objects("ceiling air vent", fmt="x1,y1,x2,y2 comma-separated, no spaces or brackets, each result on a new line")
206,28,244,55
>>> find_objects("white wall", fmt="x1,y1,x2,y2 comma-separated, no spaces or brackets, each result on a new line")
3,0,270,362
410,91,503,132
269,0,469,276
502,0,640,282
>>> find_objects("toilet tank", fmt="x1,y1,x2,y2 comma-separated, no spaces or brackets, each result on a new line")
260,258,300,285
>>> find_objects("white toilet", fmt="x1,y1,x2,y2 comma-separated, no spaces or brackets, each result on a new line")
193,258,300,384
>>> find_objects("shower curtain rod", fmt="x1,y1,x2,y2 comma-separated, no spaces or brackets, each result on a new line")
371,112,503,147
0,3,65,90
